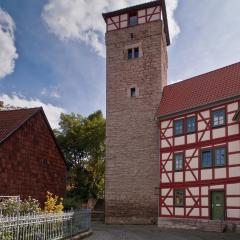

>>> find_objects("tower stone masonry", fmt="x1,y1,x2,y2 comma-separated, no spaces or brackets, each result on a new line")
103,0,170,224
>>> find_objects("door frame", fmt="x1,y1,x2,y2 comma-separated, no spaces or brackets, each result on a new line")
209,189,226,220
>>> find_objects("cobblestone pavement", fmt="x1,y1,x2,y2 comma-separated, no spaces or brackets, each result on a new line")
88,222,240,240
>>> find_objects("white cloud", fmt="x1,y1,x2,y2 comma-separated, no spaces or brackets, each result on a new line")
41,87,61,98
0,8,18,79
0,94,65,129
42,0,180,57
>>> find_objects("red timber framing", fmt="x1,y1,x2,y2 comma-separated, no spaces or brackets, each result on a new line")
159,99,240,221
105,5,162,32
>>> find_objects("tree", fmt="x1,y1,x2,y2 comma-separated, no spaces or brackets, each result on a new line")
54,110,105,206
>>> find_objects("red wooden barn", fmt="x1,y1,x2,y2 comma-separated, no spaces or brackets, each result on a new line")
158,63,240,229
0,107,66,204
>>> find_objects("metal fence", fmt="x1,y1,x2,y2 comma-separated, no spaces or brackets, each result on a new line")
0,209,91,240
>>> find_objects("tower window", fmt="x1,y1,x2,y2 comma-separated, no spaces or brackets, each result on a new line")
128,49,133,59
129,12,138,26
127,47,140,60
134,48,139,58
131,87,136,97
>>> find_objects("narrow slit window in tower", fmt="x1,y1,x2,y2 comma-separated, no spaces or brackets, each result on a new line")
131,87,136,97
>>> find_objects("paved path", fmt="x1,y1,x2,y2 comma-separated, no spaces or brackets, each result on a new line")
88,222,240,240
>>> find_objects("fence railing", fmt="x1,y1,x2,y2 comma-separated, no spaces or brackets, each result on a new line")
0,209,91,240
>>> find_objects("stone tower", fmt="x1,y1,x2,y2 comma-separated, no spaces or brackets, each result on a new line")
103,0,170,224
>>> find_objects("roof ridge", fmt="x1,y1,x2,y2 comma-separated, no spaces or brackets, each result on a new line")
0,107,41,113
165,61,240,89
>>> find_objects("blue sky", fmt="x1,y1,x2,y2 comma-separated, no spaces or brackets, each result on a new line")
0,0,239,128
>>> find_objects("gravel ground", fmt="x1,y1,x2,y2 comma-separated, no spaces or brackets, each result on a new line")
88,222,240,240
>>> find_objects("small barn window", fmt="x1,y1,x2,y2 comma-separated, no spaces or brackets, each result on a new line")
212,109,226,127
174,153,184,171
129,12,138,26
201,149,212,168
174,189,185,206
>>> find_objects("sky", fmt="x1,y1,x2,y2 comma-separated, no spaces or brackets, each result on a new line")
0,0,239,128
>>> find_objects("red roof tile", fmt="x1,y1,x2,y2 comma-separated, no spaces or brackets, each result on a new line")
0,108,40,143
158,62,240,118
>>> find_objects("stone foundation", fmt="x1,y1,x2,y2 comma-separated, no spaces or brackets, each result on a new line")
158,217,240,233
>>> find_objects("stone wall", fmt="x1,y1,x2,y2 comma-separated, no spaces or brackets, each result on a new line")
105,20,168,224
0,111,66,205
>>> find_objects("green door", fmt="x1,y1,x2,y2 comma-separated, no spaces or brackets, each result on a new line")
211,191,225,220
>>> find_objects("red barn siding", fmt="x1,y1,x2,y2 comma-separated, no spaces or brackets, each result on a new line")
0,111,66,205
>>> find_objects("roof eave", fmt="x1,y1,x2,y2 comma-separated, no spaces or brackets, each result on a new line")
157,94,240,121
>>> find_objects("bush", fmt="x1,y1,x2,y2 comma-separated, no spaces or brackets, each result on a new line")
44,192,64,213
0,197,41,216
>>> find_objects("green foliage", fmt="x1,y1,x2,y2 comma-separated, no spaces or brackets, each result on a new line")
55,110,105,207
0,197,41,216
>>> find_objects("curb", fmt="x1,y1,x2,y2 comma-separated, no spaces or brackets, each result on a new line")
70,229,93,239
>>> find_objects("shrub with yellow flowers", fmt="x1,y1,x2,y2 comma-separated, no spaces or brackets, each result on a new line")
44,192,64,213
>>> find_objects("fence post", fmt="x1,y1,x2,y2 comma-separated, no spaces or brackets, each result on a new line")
16,196,20,240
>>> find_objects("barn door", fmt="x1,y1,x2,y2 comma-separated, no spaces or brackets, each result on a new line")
211,191,225,220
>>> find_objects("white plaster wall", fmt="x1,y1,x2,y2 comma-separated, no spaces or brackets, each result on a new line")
175,136,185,146
212,128,226,139
199,131,210,141
162,173,171,183
161,207,171,215
164,128,172,138
185,171,198,181
227,198,240,207
138,10,145,17
228,153,240,165
227,102,238,112
185,149,195,157
161,189,173,196
228,141,240,152
201,169,212,180
164,198,173,205
120,14,128,21
214,168,226,179
227,183,240,195
201,197,208,206
138,18,146,24
229,166,240,178
227,209,240,219
228,113,235,124
187,134,196,144
175,172,183,182
162,153,171,161
150,14,160,21
189,157,198,169
201,186,209,195
186,198,195,206
161,120,171,129
201,208,209,217
189,187,199,195
198,121,206,131
120,21,128,28
164,161,172,172
199,110,210,119
188,208,199,217
175,207,184,216
228,124,239,136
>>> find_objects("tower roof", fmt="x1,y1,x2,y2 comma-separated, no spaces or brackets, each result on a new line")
102,0,170,46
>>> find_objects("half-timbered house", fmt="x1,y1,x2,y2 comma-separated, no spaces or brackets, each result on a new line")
158,63,240,230
103,0,240,230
